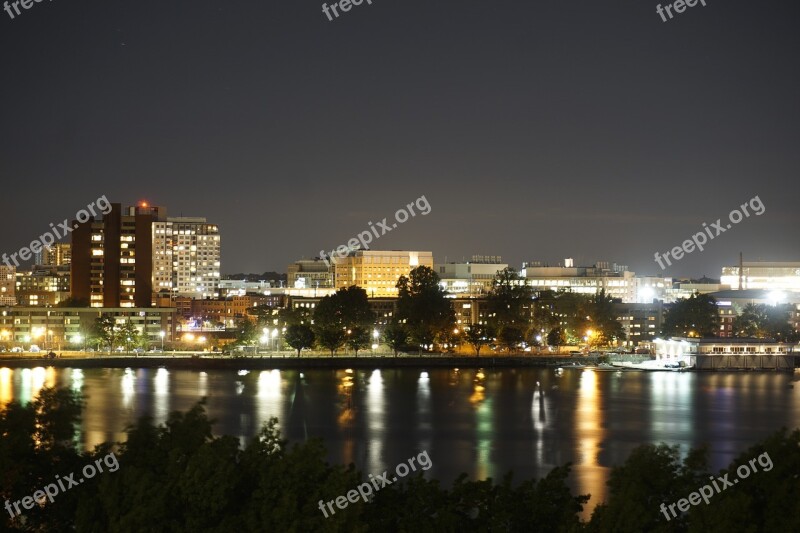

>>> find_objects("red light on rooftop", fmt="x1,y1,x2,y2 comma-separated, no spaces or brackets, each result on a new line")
139,201,149,208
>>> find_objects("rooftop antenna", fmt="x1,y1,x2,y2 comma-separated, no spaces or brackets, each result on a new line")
738,252,743,290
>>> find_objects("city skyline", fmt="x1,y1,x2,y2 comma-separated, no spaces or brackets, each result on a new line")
1,2,798,277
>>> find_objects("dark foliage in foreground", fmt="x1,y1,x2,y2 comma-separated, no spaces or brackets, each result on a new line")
1,388,798,532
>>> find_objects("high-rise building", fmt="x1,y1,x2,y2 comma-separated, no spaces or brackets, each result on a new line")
152,217,221,299
332,250,434,298
0,265,15,306
35,243,71,267
71,203,154,308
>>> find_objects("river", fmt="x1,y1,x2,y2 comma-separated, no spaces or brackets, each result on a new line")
2,366,799,513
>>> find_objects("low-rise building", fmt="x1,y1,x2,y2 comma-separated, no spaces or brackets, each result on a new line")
15,266,70,306
521,260,636,302
613,301,665,346
333,250,434,298
655,337,797,370
721,261,800,293
437,256,507,297
0,306,176,349
287,258,334,290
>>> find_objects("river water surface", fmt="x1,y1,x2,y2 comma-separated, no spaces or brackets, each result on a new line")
2,366,799,512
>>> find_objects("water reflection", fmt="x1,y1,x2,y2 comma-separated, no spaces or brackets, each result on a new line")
0,366,798,516
0,367,12,405
575,369,607,507
366,370,385,471
153,368,170,426
466,369,492,479
417,371,431,452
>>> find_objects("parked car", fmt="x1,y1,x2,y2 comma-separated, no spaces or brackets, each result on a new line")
29,345,41,353
133,348,145,354
149,348,163,353
10,347,23,353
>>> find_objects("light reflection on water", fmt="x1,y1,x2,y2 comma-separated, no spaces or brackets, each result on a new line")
1,366,798,513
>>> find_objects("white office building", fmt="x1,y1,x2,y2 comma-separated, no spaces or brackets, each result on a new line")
153,217,221,299
721,261,800,293
437,256,507,296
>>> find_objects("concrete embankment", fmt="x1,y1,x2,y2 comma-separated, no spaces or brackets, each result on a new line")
0,355,598,370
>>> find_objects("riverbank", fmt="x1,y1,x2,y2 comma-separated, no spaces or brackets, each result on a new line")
0,354,599,370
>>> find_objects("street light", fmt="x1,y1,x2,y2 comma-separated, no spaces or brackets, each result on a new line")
159,330,165,352
260,334,269,356
272,328,279,352
72,334,83,352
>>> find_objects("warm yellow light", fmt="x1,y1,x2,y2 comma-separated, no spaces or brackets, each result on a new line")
184,333,195,342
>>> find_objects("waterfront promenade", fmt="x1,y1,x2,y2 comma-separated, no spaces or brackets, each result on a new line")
0,351,601,370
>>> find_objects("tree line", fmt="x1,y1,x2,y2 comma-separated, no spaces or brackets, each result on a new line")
233,266,631,356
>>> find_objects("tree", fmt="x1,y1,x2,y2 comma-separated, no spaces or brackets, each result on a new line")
278,307,312,328
589,443,708,532
118,321,141,354
315,327,345,356
464,324,492,357
56,297,90,308
586,289,626,346
313,286,375,356
93,315,120,354
234,319,259,348
396,266,455,352
382,322,409,357
662,294,719,338
486,267,533,333
531,290,560,341
732,303,793,340
345,326,371,357
498,325,525,354
547,327,566,352
284,324,315,357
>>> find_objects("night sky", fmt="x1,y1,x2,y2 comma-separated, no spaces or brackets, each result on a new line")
2,0,798,278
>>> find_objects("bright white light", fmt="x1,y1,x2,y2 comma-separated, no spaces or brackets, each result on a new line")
639,287,655,302
768,291,786,306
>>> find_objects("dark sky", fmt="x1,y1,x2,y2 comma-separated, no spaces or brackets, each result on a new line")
2,0,798,278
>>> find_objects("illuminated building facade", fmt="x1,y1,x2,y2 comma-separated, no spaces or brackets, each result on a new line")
287,258,334,290
721,261,800,293
14,266,70,306
0,266,15,306
71,203,154,308
152,216,221,299
0,307,176,349
332,250,434,298
613,301,665,345
521,260,636,302
35,243,71,267
655,337,796,370
437,256,507,296
709,289,800,338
